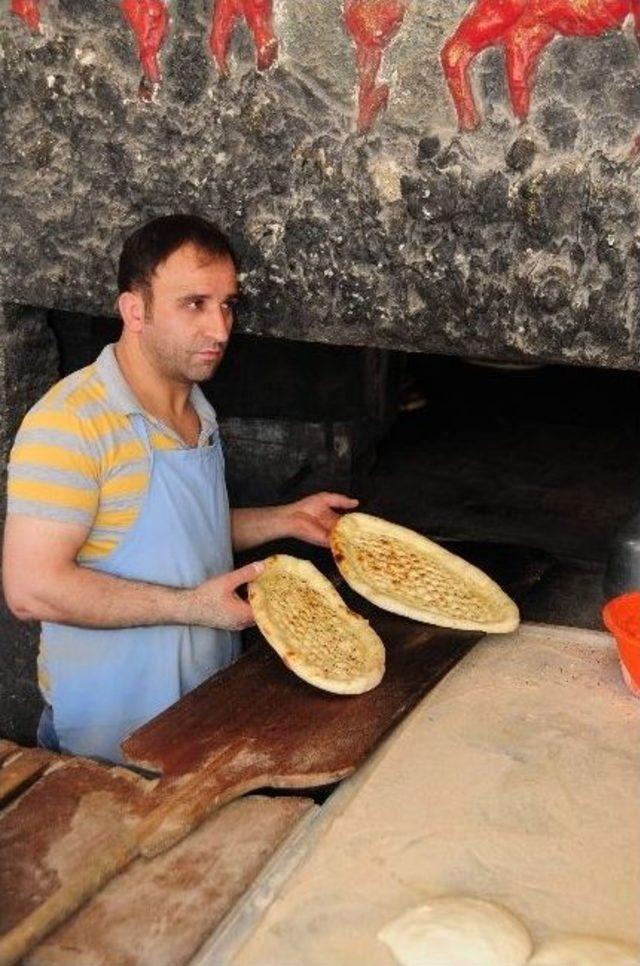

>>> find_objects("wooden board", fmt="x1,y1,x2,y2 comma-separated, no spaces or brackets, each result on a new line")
0,741,20,764
27,796,314,966
0,747,56,806
125,615,478,857
125,543,547,858
0,757,156,965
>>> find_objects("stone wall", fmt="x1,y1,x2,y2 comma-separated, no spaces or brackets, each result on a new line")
0,305,59,742
0,0,639,368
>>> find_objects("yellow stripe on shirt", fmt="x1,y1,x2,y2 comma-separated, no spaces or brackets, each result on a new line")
8,477,98,514
99,438,147,468
149,432,181,451
101,471,149,501
93,505,140,530
65,379,108,411
20,408,87,437
22,408,130,440
78,535,120,560
10,442,98,480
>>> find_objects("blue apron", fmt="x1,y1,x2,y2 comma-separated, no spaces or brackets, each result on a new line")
39,414,241,763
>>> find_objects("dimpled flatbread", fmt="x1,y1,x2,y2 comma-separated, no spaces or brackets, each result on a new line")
248,554,385,694
331,513,519,633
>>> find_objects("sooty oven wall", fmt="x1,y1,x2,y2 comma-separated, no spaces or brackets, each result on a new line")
2,0,640,742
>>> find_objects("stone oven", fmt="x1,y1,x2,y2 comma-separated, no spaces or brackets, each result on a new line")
1,0,640,743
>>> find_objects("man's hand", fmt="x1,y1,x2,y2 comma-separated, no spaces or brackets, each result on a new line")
231,493,359,551
278,492,359,547
188,561,264,630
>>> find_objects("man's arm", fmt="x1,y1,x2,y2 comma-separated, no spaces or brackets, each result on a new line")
231,492,359,551
2,515,261,631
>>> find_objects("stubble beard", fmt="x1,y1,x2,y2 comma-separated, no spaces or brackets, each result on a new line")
142,311,225,385
189,350,225,384
158,343,223,385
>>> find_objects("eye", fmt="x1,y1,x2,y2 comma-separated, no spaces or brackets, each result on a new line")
186,297,205,311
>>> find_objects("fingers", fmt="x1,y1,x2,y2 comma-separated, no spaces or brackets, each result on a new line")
320,493,359,509
225,561,265,628
226,560,265,591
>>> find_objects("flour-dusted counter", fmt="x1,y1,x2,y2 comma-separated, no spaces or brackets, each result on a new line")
197,624,640,964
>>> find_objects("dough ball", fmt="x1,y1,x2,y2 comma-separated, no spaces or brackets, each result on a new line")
529,935,640,965
378,896,532,966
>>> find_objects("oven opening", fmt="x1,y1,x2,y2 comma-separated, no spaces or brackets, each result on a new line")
367,353,640,630
47,308,640,632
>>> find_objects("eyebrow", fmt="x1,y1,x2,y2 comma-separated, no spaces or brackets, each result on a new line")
177,291,240,305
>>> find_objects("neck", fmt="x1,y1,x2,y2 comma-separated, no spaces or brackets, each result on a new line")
115,336,192,421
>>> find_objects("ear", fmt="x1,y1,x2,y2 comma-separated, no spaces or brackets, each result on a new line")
117,291,146,333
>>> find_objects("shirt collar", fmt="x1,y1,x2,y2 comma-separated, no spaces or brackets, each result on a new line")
96,343,219,435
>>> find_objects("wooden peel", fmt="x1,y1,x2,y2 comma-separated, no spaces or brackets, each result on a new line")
124,612,480,857
0,745,313,965
0,757,155,966
28,797,315,966
0,741,20,764
0,748,54,806
125,544,548,857
0,828,137,966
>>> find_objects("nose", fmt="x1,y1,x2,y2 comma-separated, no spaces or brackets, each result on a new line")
205,303,232,343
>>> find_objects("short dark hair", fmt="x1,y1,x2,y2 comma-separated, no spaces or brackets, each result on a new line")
117,214,238,297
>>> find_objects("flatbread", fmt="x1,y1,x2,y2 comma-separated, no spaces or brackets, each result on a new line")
528,935,640,965
378,896,532,966
331,513,519,633
248,554,385,695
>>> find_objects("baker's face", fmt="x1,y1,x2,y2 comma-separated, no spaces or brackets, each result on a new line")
141,243,238,384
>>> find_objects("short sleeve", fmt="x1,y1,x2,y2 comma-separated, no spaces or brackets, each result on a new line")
6,403,100,528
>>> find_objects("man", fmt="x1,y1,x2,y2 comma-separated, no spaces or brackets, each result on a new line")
2,214,357,763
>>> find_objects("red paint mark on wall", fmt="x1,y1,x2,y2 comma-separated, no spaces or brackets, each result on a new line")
209,0,278,73
121,0,170,100
10,0,42,33
343,0,409,133
442,0,637,130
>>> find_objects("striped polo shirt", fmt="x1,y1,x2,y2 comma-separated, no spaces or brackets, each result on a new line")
7,343,220,564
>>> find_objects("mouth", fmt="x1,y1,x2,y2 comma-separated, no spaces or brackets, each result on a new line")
195,348,224,359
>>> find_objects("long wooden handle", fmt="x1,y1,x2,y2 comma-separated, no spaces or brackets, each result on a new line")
0,753,254,962
0,827,137,966
0,759,253,966
0,751,52,807
136,760,255,858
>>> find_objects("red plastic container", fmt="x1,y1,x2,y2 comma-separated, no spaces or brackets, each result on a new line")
602,592,640,696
